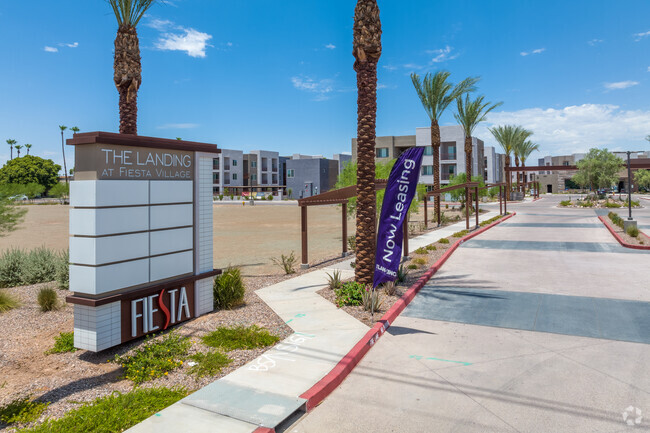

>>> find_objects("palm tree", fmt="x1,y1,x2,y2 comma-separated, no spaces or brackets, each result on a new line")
71,126,80,135
14,145,22,157
353,0,382,285
519,140,539,189
6,139,16,160
25,144,32,155
512,131,533,192
454,95,502,180
109,0,157,135
489,125,532,196
411,72,477,225
59,125,69,185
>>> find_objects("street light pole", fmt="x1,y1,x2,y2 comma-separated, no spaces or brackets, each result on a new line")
627,151,632,221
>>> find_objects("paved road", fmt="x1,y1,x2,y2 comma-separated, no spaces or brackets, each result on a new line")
291,195,650,433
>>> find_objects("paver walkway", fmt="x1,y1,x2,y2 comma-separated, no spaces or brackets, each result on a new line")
128,207,502,432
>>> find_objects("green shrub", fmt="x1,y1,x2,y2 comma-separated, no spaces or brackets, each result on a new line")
407,264,418,269
382,281,397,296
559,200,572,207
0,248,25,288
219,194,224,201
438,238,450,244
37,287,59,312
578,200,593,208
396,264,409,283
46,332,76,354
271,251,297,275
605,202,621,208
361,289,383,312
627,226,639,238
201,325,279,351
0,289,20,313
334,281,365,307
452,230,469,238
17,387,187,433
325,270,342,290
412,257,427,266
0,396,48,425
55,250,69,290
347,235,356,252
414,247,427,255
267,195,273,201
113,332,190,384
213,267,245,310
187,350,232,378
20,247,58,285
426,244,437,251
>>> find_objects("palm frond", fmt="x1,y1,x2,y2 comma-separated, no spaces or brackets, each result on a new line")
454,94,503,136
411,71,477,121
519,140,539,165
108,0,157,27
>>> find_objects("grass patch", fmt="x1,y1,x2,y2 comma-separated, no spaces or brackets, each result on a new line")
414,247,427,255
46,332,77,354
605,202,621,208
113,332,190,384
559,200,572,207
438,238,450,244
407,264,418,269
37,287,59,312
16,387,187,433
578,201,593,207
412,258,427,266
627,226,639,238
426,244,437,251
0,289,20,313
452,230,469,238
187,351,232,378
0,396,48,426
213,267,245,310
202,325,279,351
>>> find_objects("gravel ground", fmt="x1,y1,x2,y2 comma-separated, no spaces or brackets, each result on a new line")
604,216,650,246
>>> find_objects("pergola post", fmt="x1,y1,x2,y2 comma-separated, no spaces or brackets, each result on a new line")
436,194,441,227
475,186,479,228
423,196,428,229
341,202,348,257
403,214,409,259
465,186,470,230
301,205,309,269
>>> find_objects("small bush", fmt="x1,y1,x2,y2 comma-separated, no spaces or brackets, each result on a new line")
452,230,469,238
396,264,409,283
219,194,224,201
326,270,342,290
202,325,279,351
412,257,427,266
21,247,58,285
362,289,383,312
0,290,19,313
37,287,59,312
438,238,450,244
0,248,25,288
334,281,365,307
383,281,397,296
605,202,621,208
267,195,273,201
113,332,190,384
559,200,572,207
414,247,427,255
426,244,437,251
213,267,245,310
16,387,187,433
578,200,593,208
407,264,418,269
47,332,77,354
0,396,48,425
55,250,69,290
347,236,356,252
445,204,449,209
627,226,640,238
187,350,232,378
349,260,356,269
271,251,297,275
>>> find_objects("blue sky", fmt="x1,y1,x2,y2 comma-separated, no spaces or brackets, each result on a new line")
1,0,649,170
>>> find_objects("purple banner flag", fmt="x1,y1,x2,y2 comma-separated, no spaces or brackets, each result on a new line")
373,147,424,288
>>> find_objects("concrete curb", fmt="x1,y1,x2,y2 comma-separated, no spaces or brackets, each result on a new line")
532,197,543,202
298,212,517,412
598,215,650,250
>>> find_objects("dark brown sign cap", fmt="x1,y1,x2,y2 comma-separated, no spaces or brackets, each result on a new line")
67,131,220,154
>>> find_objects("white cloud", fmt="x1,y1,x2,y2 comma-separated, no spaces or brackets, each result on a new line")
647,66,650,72
427,45,458,63
520,48,546,56
44,46,58,53
157,123,199,129
291,76,335,101
64,42,78,48
147,18,174,31
155,28,212,58
604,80,639,90
475,104,650,156
325,43,336,50
634,30,650,41
587,39,603,46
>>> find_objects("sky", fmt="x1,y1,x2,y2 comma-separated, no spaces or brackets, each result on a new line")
1,0,649,171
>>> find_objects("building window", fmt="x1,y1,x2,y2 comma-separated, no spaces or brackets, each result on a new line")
251,160,257,168
421,165,433,175
251,174,257,181
232,173,238,180
441,164,456,181
233,160,238,167
287,169,295,178
377,148,389,158
441,143,456,160
213,159,219,170
213,173,220,184
423,147,433,156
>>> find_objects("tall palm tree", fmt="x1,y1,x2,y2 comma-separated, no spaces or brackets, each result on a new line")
519,140,539,189
14,145,22,157
353,0,382,285
59,125,69,185
25,144,32,155
6,139,16,160
454,95,502,180
489,125,532,196
512,131,532,192
411,72,477,225
71,126,80,135
109,0,157,135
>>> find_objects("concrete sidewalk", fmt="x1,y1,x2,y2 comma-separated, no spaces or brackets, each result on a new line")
127,210,502,432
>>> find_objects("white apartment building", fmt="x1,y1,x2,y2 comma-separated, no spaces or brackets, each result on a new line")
212,149,244,194
246,150,280,189
484,146,501,184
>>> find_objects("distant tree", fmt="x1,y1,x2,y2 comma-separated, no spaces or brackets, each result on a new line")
489,125,532,193
6,139,16,160
14,145,22,158
519,140,539,189
0,155,61,192
70,126,80,135
571,148,623,191
0,193,26,236
25,144,32,155
24,183,45,201
49,182,70,203
447,173,487,208
59,125,69,185
634,169,650,191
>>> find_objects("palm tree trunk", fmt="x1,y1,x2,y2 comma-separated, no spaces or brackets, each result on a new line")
354,61,378,285
114,26,141,135
464,135,472,212
514,157,520,192
61,132,69,185
431,119,440,225
505,155,511,199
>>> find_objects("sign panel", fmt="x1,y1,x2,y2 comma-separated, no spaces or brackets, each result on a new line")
75,143,194,181
373,147,424,288
121,282,196,342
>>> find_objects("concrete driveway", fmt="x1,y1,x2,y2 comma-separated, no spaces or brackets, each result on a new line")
291,196,650,433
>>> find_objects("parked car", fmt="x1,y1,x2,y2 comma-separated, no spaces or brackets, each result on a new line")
8,194,28,201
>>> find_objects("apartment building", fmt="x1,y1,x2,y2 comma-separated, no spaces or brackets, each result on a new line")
285,156,340,199
242,150,282,194
211,149,244,194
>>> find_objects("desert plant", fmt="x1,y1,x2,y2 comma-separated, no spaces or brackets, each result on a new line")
0,289,19,313
213,267,245,310
326,270,342,290
0,395,49,425
452,230,469,237
202,325,278,351
578,200,593,208
334,281,365,307
47,332,77,354
37,286,59,312
347,235,356,251
55,249,69,290
396,264,409,283
21,247,58,285
0,248,25,288
559,200,572,207
414,247,427,255
426,244,437,251
412,257,427,266
271,251,297,275
219,194,224,201
362,288,383,312
627,226,640,238
438,238,450,244
267,195,273,201
407,264,418,269
383,280,397,296
187,350,232,378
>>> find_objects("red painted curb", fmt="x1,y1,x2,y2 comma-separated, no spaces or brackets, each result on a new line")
598,216,650,250
532,197,543,202
299,212,516,411
253,428,275,433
